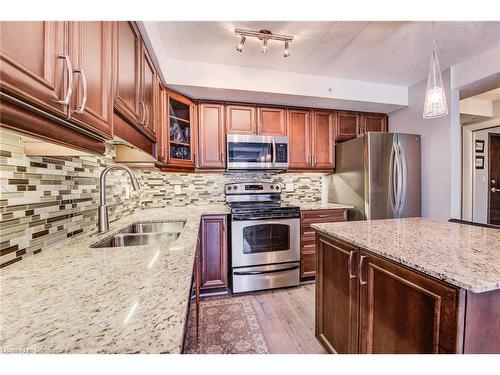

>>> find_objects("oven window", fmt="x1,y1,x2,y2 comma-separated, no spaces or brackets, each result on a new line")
228,142,272,164
242,224,290,254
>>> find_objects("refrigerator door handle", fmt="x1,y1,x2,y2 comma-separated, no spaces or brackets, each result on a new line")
397,142,408,216
389,142,398,214
394,143,403,217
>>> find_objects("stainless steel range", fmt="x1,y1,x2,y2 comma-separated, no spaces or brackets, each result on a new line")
225,182,300,294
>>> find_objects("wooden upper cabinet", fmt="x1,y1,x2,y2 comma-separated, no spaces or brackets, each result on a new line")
287,109,311,169
358,251,461,354
360,113,387,134
0,21,66,117
226,105,256,134
258,107,287,136
140,44,157,139
316,236,359,354
113,21,141,125
156,82,167,163
166,91,196,168
68,21,113,137
198,103,225,169
336,111,360,142
312,111,335,169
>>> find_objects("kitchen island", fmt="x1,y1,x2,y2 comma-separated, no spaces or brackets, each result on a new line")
312,218,500,354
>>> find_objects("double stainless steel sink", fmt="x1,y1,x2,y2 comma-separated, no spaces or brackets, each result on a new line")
92,221,186,248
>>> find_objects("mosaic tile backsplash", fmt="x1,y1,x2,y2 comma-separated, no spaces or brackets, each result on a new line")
0,129,326,267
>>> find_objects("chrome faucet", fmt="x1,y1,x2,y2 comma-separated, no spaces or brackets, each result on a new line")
98,163,140,233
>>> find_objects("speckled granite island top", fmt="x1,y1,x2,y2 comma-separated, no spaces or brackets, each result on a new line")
0,205,228,354
312,218,500,293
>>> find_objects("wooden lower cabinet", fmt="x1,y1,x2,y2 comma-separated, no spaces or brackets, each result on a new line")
315,233,494,354
200,215,228,292
358,250,462,354
300,209,347,279
316,236,359,353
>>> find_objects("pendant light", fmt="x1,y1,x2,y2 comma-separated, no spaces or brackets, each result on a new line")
423,24,448,119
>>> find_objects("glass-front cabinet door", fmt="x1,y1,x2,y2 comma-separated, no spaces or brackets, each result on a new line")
164,90,195,168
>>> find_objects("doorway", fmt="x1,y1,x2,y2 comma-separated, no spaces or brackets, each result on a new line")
489,133,500,225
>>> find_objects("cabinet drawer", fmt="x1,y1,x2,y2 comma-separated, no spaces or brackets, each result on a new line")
301,225,317,238
300,250,316,278
301,209,347,224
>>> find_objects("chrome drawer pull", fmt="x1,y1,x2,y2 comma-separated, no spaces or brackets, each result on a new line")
359,255,367,285
348,251,356,279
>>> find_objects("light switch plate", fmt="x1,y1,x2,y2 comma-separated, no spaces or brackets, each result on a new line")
285,183,294,192
174,185,181,195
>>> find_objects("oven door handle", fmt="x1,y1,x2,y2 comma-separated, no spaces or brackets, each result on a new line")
233,265,299,276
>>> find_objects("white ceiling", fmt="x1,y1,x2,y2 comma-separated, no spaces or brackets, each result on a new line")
154,21,500,86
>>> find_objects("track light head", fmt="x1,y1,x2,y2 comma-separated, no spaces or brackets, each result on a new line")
235,36,246,52
284,41,290,57
261,38,268,54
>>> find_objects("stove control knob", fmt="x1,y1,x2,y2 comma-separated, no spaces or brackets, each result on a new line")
234,186,238,190
227,186,232,191
276,185,280,190
270,185,274,190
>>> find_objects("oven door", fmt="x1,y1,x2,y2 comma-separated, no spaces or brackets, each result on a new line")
231,218,300,268
227,134,274,169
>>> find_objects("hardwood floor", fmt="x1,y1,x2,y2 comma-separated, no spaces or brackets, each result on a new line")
247,283,326,354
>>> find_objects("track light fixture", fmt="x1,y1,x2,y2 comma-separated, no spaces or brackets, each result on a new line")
284,41,290,57
234,28,293,58
261,38,268,54
235,36,246,52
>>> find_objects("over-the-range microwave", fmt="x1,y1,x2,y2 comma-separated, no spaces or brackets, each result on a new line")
226,134,289,170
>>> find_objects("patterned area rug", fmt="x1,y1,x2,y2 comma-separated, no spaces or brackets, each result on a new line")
185,295,269,354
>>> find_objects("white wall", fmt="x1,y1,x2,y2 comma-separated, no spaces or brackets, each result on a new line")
389,69,462,220
472,126,500,223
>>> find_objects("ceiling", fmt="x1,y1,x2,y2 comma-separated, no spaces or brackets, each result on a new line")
154,21,500,86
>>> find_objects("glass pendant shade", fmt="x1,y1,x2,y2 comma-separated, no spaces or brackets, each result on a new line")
423,43,448,119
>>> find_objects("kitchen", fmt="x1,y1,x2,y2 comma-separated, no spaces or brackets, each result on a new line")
1,1,500,372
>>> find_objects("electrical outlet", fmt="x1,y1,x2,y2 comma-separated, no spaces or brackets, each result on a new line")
285,183,294,192
174,185,182,195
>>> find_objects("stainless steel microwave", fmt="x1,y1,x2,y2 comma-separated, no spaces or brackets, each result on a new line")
226,134,289,170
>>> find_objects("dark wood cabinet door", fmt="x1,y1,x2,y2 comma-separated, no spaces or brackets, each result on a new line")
156,83,167,162
68,21,113,137
141,44,157,139
360,113,387,134
200,215,228,291
0,21,66,116
258,107,287,136
113,21,141,124
226,105,256,134
336,111,360,142
287,109,311,169
312,111,335,169
198,103,225,169
316,235,359,354
358,251,461,354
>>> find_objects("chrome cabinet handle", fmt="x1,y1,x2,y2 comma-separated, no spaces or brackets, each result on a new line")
73,68,87,114
359,255,367,285
348,251,357,279
54,54,73,106
138,101,146,125
492,187,500,193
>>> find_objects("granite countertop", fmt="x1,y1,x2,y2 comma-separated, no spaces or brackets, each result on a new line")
312,218,500,293
291,201,353,211
0,204,229,354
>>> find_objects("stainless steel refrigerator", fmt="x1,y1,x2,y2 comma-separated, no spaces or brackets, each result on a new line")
327,132,421,220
